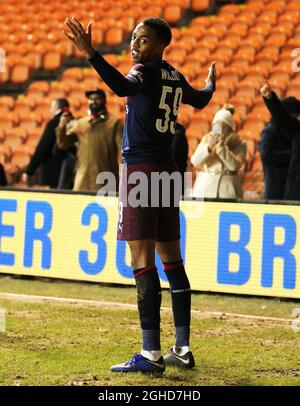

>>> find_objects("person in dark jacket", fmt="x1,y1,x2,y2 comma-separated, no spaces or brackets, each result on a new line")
261,83,300,200
258,97,300,199
0,163,7,186
171,122,188,195
24,98,73,188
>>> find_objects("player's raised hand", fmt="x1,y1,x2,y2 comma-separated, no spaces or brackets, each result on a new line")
205,62,217,87
260,81,273,99
63,17,96,59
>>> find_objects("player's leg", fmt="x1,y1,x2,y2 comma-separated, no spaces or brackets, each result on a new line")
129,239,163,357
156,240,194,369
111,239,164,373
111,163,165,373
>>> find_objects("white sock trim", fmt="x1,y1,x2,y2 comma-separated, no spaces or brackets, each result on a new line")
141,349,161,361
173,345,190,356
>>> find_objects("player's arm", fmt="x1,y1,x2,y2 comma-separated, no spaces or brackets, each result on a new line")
63,18,146,97
182,62,216,109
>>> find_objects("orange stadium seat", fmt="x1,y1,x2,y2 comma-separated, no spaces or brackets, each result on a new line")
163,5,182,24
102,54,120,66
19,118,38,131
286,85,300,99
47,88,67,99
43,51,62,71
219,4,241,16
105,27,124,47
227,23,249,38
233,48,256,64
265,1,285,12
62,68,84,81
242,34,265,49
273,22,294,38
33,104,51,121
50,80,71,95
0,116,14,130
10,151,31,169
257,11,278,25
265,33,288,47
207,24,227,40
0,144,12,162
191,15,212,28
0,96,15,111
13,106,34,123
272,61,294,76
190,0,211,12
26,130,42,149
10,64,31,84
186,119,211,139
167,48,187,66
248,109,270,123
0,105,10,115
212,88,231,105
3,131,25,152
242,119,265,140
28,81,50,96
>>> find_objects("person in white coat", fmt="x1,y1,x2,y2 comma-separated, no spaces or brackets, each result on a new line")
191,108,246,198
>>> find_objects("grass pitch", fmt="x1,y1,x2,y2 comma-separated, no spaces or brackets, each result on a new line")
0,275,300,386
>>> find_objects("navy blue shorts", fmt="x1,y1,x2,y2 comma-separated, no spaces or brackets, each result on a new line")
117,162,181,241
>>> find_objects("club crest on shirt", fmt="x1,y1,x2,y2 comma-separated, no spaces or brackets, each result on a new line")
128,69,144,84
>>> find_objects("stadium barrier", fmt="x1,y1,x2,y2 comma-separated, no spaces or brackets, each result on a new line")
0,188,299,299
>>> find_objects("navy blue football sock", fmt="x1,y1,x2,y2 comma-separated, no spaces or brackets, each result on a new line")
133,266,162,350
163,260,191,347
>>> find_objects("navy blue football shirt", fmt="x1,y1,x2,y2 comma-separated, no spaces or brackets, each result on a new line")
89,52,215,164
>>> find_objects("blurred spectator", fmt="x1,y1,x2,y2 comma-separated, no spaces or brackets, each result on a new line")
24,98,74,188
171,122,188,195
259,97,300,199
56,88,123,192
222,103,235,115
191,108,246,198
57,149,76,190
261,83,300,200
0,163,7,186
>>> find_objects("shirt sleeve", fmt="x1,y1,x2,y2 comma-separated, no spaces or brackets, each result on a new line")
88,51,151,97
181,76,215,109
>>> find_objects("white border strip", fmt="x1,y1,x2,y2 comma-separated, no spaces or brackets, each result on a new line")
0,292,293,323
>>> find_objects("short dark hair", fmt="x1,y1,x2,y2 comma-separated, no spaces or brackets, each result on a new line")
142,17,172,47
56,98,70,109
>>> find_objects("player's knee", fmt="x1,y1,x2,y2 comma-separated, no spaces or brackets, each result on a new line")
163,261,190,289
